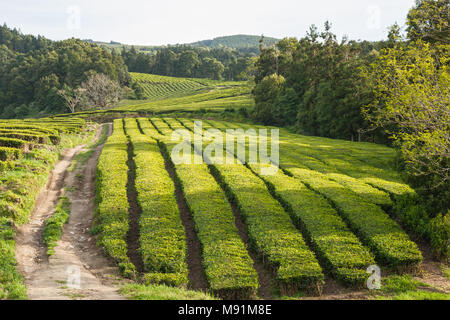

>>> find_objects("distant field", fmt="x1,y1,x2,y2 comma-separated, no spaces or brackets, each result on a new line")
55,73,253,118
130,73,206,100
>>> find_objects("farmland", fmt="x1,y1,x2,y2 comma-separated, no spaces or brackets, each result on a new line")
0,117,91,299
53,73,254,120
130,73,206,100
0,76,447,301
88,116,447,300
1,110,449,300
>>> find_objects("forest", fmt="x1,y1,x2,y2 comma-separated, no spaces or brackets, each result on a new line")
0,25,130,118
120,45,256,81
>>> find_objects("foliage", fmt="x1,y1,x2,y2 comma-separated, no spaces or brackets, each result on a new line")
0,24,130,118
406,0,450,44
94,119,136,278
150,118,259,298
252,163,376,286
210,161,324,294
124,118,188,286
252,23,376,140
189,34,279,52
363,42,449,194
253,74,285,125
283,165,422,268
130,73,206,100
121,45,255,81
81,74,121,110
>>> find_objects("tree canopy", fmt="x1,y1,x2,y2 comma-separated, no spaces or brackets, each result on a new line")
0,24,130,118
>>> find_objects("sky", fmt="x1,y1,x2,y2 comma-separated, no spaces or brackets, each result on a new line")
0,0,417,45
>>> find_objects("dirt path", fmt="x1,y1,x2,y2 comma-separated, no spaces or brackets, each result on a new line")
16,124,127,300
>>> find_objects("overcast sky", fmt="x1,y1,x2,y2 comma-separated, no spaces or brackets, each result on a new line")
0,0,416,45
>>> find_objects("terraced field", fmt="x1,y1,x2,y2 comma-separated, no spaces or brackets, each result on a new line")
93,117,425,299
131,73,207,100
0,117,90,299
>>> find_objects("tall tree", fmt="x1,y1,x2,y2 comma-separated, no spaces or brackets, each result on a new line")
81,73,121,109
406,0,450,44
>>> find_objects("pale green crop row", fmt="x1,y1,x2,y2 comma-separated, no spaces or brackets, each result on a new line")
143,117,259,299
94,119,136,277
169,118,325,294
124,118,188,287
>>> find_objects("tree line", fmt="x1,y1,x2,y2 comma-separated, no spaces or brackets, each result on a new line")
120,45,256,81
0,24,130,118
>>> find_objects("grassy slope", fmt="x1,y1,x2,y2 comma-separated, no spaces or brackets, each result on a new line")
119,74,253,113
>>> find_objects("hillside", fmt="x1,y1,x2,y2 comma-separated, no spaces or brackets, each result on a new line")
188,34,280,49
90,34,280,53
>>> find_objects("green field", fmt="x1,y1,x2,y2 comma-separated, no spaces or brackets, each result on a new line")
90,116,431,299
54,73,253,119
0,74,447,301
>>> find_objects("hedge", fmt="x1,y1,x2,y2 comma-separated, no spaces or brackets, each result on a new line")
250,163,376,286
124,118,188,287
283,164,423,269
160,117,259,298
211,121,393,208
0,137,29,149
209,163,324,295
0,132,50,144
95,118,136,277
279,145,393,207
0,147,22,161
0,129,60,145
200,119,422,269
169,122,325,295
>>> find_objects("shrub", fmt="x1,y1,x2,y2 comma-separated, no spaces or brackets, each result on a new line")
252,163,376,286
284,166,422,269
0,137,29,149
156,118,259,298
124,118,188,286
95,119,136,278
0,147,22,161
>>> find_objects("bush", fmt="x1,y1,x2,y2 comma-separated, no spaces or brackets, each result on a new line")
95,119,136,278
210,163,324,294
253,163,376,287
0,137,29,149
430,214,450,260
156,118,259,298
0,147,22,161
124,118,188,286
284,166,423,269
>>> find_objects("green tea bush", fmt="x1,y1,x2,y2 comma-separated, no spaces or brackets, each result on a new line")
95,119,136,278
125,118,188,286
